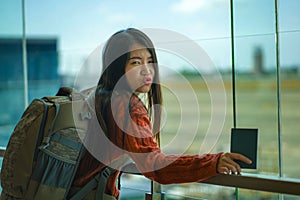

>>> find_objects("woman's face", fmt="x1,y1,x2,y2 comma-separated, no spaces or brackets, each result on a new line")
125,43,155,94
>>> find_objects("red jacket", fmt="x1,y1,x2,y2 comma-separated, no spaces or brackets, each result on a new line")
73,93,222,199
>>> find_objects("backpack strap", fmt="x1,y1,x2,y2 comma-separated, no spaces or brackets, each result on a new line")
95,167,116,200
33,99,50,162
69,167,115,200
68,155,132,200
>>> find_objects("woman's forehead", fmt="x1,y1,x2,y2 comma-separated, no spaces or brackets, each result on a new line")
130,43,147,51
129,43,151,58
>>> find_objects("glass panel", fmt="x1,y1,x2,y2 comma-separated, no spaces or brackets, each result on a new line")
0,1,23,150
120,174,151,200
279,0,300,182
163,183,235,200
233,0,280,198
237,189,280,200
234,0,278,174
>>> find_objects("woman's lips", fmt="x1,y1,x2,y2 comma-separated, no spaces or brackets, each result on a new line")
143,77,152,85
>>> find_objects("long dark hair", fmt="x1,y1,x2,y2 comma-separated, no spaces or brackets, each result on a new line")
95,28,162,144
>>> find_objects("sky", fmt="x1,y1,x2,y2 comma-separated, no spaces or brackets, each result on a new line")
1,0,300,75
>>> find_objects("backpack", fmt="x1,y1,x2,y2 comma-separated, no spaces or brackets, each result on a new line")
0,87,116,200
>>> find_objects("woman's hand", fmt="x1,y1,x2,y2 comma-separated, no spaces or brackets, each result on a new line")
217,152,252,175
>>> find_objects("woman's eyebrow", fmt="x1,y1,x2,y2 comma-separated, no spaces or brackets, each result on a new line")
128,56,153,60
128,56,142,60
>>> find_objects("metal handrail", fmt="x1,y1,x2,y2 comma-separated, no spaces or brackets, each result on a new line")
121,163,300,196
203,173,300,196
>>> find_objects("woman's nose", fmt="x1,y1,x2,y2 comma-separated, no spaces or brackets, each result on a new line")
141,64,152,75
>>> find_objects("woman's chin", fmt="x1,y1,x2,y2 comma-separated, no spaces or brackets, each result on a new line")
135,85,151,93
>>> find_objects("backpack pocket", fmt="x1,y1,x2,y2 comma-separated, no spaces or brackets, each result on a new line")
25,128,84,200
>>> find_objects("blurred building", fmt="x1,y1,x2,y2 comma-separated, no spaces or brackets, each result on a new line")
0,37,59,129
0,37,58,85
253,46,264,74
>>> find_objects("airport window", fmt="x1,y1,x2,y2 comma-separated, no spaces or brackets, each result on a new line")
0,0,299,199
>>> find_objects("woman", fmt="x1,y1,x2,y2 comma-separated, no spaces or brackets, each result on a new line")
73,28,251,199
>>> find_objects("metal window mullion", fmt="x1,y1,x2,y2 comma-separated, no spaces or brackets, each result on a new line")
230,0,237,129
230,0,239,199
22,0,28,108
275,0,283,179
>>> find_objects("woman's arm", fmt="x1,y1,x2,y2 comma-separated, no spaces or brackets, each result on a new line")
110,94,251,184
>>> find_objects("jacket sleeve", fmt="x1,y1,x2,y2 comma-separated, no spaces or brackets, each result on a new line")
111,94,222,184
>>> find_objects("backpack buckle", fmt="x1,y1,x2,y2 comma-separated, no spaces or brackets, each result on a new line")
80,112,92,120
102,167,112,178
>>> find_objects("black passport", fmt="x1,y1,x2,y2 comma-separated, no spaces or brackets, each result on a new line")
230,128,258,169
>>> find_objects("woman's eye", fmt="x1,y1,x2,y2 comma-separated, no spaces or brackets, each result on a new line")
132,61,141,65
